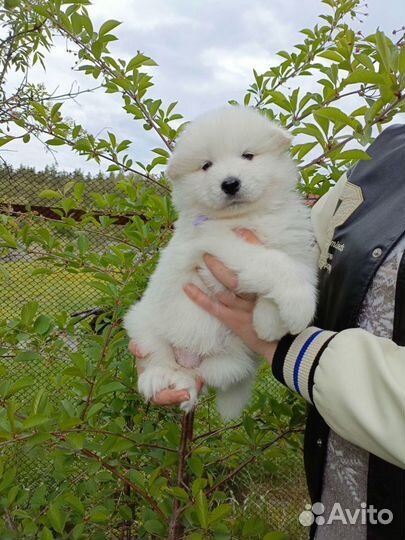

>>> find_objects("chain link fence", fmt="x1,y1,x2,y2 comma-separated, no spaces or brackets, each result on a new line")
0,164,309,539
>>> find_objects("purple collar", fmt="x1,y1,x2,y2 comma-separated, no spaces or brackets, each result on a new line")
193,214,209,226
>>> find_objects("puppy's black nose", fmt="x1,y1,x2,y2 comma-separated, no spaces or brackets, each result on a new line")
221,177,241,196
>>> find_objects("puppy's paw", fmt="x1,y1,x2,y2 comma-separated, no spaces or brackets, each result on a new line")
138,366,199,411
138,366,173,401
174,370,199,412
279,285,317,335
253,297,289,341
197,263,227,295
179,388,198,413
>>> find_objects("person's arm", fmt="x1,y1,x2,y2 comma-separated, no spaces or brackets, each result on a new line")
272,328,405,469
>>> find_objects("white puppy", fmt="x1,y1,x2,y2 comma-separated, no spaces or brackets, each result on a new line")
124,106,317,420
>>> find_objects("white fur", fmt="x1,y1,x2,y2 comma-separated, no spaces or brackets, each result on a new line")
124,106,317,421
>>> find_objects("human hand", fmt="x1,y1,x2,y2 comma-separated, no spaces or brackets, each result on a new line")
128,340,205,406
183,228,278,364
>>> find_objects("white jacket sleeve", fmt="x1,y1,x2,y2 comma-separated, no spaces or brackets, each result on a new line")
272,327,405,469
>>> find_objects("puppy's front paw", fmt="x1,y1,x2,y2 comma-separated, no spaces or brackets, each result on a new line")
253,297,289,341
279,285,316,335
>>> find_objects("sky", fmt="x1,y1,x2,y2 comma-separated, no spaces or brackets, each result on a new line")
3,0,405,173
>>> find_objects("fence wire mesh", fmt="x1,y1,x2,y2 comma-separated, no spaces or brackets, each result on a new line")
0,164,309,539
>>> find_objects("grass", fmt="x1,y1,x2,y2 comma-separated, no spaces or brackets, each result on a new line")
0,261,99,319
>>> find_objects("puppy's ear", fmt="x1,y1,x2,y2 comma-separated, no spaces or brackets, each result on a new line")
166,153,186,182
165,121,192,181
165,157,177,182
268,124,292,154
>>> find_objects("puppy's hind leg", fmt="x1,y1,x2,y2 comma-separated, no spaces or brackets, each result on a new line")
197,350,257,390
197,349,258,420
216,375,255,421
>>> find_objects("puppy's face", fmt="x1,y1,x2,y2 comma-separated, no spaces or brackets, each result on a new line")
167,107,295,218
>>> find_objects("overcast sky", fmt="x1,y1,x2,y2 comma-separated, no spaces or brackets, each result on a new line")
3,0,405,173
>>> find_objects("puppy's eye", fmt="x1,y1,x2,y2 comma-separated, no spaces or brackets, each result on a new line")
202,161,213,171
242,152,254,161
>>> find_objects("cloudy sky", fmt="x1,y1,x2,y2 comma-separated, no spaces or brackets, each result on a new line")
4,0,405,173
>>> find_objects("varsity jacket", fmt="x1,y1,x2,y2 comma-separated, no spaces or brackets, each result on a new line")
272,124,405,540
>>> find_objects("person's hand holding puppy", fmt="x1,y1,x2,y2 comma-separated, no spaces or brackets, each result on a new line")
129,228,279,407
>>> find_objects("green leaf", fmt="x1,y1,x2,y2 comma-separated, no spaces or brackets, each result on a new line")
209,503,232,524
267,90,292,112
318,50,344,62
345,70,385,85
195,490,209,529
99,19,121,36
46,138,65,146
293,142,318,160
314,107,360,131
89,506,110,523
32,5,48,16
71,13,83,34
167,487,188,502
337,149,371,161
0,467,16,492
91,39,104,59
242,517,266,536
74,138,92,152
77,234,89,256
32,388,47,414
15,351,41,362
188,456,204,477
7,485,19,506
47,504,66,534
33,268,55,277
5,376,34,398
39,527,54,540
144,519,166,536
192,478,208,497
0,224,17,248
81,14,93,36
33,315,52,335
73,182,85,200
86,402,104,419
110,77,132,91
96,382,124,397
127,53,158,70
23,414,50,430
39,190,61,199
63,493,85,516
0,136,13,147
399,46,405,75
21,301,38,326
66,433,85,449
6,399,17,431
375,31,391,71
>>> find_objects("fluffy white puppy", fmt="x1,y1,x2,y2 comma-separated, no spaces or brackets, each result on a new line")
124,106,317,420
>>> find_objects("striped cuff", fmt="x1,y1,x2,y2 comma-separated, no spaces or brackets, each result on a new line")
272,327,337,404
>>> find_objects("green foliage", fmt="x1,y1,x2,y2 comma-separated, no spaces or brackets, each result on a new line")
0,0,404,538
0,165,306,537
